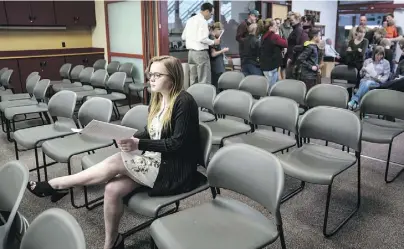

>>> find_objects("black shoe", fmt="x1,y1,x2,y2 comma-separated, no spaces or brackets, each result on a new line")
111,234,124,249
27,181,69,203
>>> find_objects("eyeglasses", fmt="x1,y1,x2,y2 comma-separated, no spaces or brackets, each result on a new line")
147,72,169,79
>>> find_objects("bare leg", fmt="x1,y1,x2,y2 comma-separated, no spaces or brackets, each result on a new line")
48,153,128,190
104,175,139,249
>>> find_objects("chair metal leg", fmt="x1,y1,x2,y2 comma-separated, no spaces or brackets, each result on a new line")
278,224,287,249
14,140,19,160
83,185,104,210
150,237,157,249
384,142,404,183
67,160,86,209
281,181,305,203
323,154,360,237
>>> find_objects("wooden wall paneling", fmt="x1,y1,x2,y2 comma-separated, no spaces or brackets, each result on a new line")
0,59,22,93
0,1,7,25
4,1,31,26
29,1,55,26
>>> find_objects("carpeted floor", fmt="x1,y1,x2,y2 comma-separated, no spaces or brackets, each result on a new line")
2,105,404,249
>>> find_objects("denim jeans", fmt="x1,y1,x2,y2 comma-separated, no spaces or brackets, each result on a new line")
241,63,263,76
263,69,278,90
351,79,380,103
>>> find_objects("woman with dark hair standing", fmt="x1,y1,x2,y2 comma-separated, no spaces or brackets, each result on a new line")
346,26,369,86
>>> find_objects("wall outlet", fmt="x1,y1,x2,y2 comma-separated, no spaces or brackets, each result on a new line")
62,42,66,47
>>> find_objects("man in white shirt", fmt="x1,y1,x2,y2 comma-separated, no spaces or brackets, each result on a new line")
182,2,220,85
324,38,341,62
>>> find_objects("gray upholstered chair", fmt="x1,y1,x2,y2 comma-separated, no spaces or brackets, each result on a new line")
223,96,299,153
0,69,13,96
123,122,212,238
50,63,72,85
330,65,357,97
270,79,307,114
40,97,114,208
186,83,216,122
93,59,107,71
182,63,190,90
51,65,84,90
13,90,78,181
19,208,86,249
238,75,269,101
0,161,29,249
123,62,146,103
150,143,286,249
360,89,404,183
1,72,40,102
279,106,361,237
305,84,349,109
53,67,94,92
217,71,245,90
0,75,40,111
204,89,253,146
74,70,109,102
107,61,120,76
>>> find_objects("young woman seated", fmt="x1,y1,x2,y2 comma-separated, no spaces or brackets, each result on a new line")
348,46,390,110
26,55,202,249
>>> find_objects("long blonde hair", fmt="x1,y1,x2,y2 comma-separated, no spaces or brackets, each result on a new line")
145,56,184,131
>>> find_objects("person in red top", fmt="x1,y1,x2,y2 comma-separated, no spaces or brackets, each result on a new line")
260,20,288,88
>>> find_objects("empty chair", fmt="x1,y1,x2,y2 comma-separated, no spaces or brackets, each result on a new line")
330,65,357,92
13,91,78,181
360,89,404,183
238,75,269,100
305,84,349,109
66,69,107,93
187,83,216,122
107,61,120,75
93,59,107,71
53,67,93,92
150,143,286,249
0,161,29,249
182,63,190,90
0,75,40,111
205,89,253,145
231,57,241,71
50,63,72,84
1,72,40,102
74,70,109,102
123,62,146,102
19,208,86,249
279,106,361,237
217,71,245,90
223,96,299,153
0,69,13,96
50,65,84,90
270,79,307,114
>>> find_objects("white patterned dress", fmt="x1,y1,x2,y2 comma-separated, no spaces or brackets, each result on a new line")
121,114,163,188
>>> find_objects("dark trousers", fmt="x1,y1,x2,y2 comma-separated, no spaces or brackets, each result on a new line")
301,77,317,91
241,63,262,76
211,72,222,91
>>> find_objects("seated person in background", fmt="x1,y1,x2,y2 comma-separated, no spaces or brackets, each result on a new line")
379,38,394,74
392,38,404,78
324,38,341,62
348,46,390,110
240,23,262,76
209,22,229,90
26,55,202,249
297,28,321,91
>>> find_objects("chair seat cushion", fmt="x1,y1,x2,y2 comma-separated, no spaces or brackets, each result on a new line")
52,82,82,92
0,99,37,112
150,196,278,249
59,85,94,93
42,134,114,163
331,82,356,89
1,93,31,102
0,89,13,96
128,82,146,92
126,175,209,217
76,89,108,101
362,118,404,144
199,110,215,122
4,103,48,119
81,147,136,169
86,92,126,101
223,129,296,153
205,119,251,145
14,120,77,149
279,143,357,185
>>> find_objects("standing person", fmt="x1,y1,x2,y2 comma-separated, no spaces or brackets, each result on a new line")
279,12,293,79
346,26,369,86
297,28,321,91
209,22,229,90
236,10,259,59
240,23,262,76
260,20,288,88
182,2,220,85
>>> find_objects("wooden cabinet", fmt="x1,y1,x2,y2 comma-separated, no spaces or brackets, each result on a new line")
0,59,23,93
19,57,65,87
54,1,96,27
65,54,104,68
4,1,55,26
0,1,7,25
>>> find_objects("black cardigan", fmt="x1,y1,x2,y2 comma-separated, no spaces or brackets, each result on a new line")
134,91,203,196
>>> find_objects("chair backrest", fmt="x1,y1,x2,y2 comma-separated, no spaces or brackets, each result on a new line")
0,68,8,79
186,83,216,111
213,89,253,121
119,62,134,82
107,61,120,75
207,143,284,225
33,79,50,100
0,161,29,248
78,67,94,84
106,72,127,92
218,71,245,90
251,96,299,133
48,90,77,119
269,79,307,106
305,84,349,109
121,105,149,131
0,69,13,88
26,75,41,95
27,71,39,80
182,63,190,90
93,59,106,71
59,63,72,79
299,106,362,151
238,75,269,97
360,89,404,120
199,122,212,167
89,69,108,88
20,208,86,249
330,65,358,83
78,97,113,127
70,65,85,82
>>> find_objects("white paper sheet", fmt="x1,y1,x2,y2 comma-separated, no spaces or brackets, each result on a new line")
218,30,225,39
71,120,137,140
